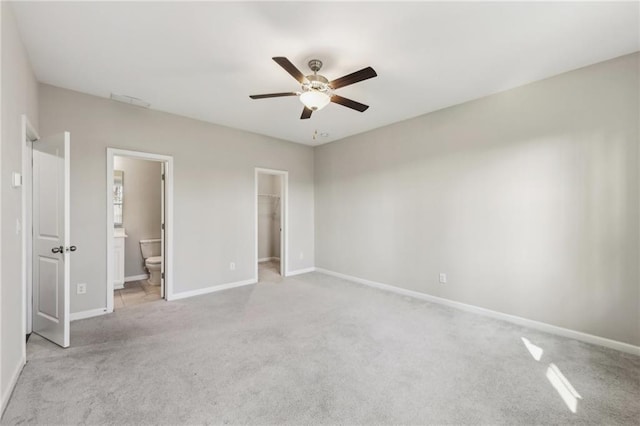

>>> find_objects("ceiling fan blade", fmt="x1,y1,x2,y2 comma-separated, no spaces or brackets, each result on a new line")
331,95,369,112
329,66,377,89
300,107,313,119
273,57,306,83
249,92,298,99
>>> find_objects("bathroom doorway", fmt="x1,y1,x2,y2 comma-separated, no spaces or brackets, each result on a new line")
255,168,288,281
106,149,173,312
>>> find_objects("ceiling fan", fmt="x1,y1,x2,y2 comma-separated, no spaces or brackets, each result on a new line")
250,57,377,119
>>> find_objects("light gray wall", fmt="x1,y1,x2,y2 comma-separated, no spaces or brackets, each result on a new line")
39,84,315,314
257,174,281,260
314,53,639,346
0,1,39,412
113,156,162,277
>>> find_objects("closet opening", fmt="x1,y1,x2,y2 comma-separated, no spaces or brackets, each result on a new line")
255,168,288,281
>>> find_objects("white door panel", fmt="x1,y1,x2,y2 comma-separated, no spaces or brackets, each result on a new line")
37,257,59,320
32,131,70,348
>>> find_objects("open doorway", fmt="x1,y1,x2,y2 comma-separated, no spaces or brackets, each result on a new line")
255,168,287,281
22,115,39,338
22,114,74,348
107,149,173,312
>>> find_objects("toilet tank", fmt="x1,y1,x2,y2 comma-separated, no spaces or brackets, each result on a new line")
139,239,161,259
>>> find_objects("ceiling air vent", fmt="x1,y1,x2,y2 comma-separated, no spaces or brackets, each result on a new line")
110,93,150,108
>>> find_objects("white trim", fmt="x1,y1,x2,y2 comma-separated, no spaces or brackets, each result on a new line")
106,152,114,312
106,148,174,310
315,268,640,356
70,308,109,322
168,279,256,301
124,274,149,282
21,115,39,345
287,267,316,277
258,257,280,263
0,355,25,416
63,132,71,347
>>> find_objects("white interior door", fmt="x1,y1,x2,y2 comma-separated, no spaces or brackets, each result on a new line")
32,131,71,348
160,162,165,298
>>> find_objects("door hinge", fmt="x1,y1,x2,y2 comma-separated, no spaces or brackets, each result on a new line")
161,223,165,230
162,174,165,181
161,272,165,279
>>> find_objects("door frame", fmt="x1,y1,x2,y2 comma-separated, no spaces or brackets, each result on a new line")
106,148,174,311
21,115,40,337
254,168,288,279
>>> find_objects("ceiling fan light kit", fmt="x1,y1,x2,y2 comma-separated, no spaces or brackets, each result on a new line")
250,56,377,119
300,90,331,111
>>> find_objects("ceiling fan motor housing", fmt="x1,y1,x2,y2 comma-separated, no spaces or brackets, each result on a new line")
302,74,332,102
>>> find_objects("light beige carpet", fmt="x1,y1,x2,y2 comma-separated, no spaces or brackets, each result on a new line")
2,264,639,424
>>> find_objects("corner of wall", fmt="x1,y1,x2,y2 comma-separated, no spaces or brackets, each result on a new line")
1,0,39,417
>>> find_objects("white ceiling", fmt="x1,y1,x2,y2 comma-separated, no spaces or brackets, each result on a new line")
11,1,640,146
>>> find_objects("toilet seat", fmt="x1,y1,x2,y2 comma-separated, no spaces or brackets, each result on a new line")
146,256,162,265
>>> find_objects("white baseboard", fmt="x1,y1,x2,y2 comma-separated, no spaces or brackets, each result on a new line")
114,283,124,290
258,257,280,263
287,267,316,277
70,308,109,321
1,354,25,416
125,274,149,282
168,278,256,301
315,267,640,356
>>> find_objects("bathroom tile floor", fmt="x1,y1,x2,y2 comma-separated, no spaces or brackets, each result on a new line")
114,280,161,309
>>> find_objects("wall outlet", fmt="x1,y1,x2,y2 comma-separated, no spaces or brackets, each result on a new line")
229,262,236,271
77,283,87,295
439,273,447,284
299,252,304,260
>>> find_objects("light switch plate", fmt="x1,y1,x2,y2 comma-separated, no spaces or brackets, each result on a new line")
11,172,22,188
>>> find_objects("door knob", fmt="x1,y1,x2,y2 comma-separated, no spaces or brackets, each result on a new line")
51,246,63,254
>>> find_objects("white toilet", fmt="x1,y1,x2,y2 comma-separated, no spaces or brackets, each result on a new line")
139,239,162,286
